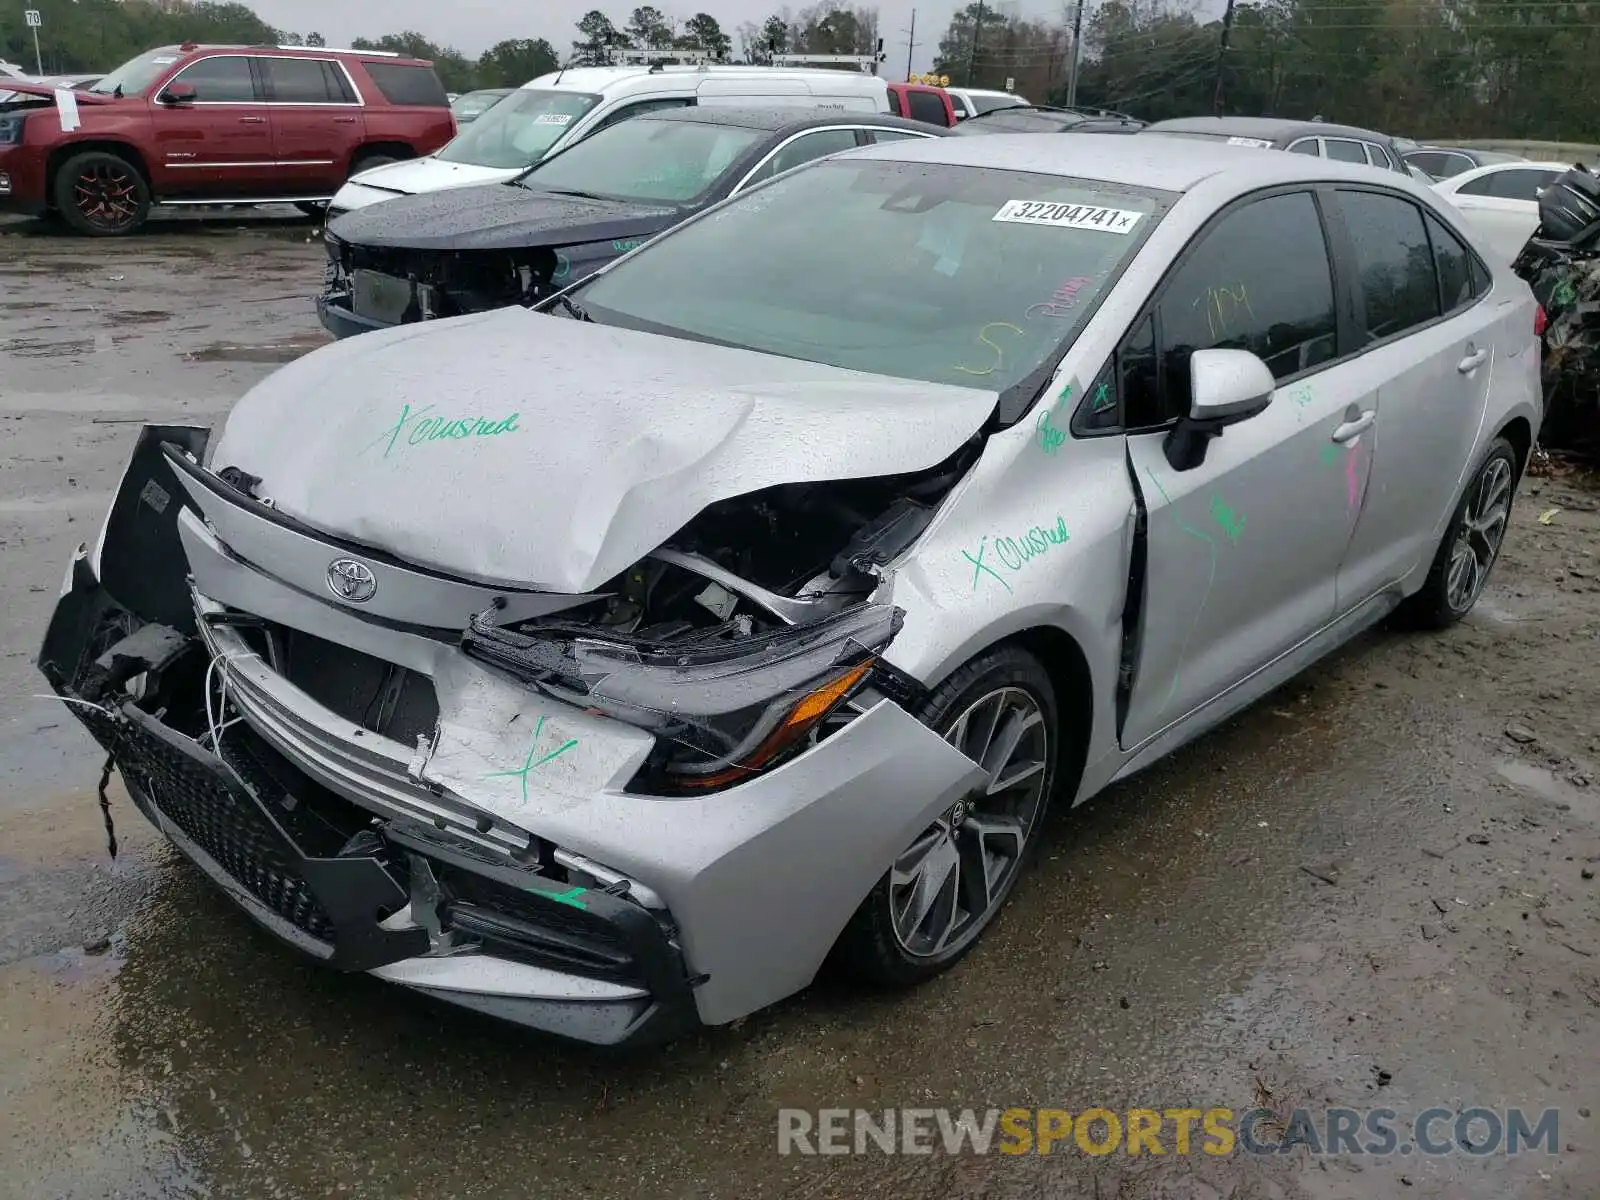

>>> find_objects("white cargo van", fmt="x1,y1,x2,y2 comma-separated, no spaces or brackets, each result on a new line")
329,64,891,214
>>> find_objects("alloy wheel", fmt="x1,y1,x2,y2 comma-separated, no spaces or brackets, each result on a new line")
73,162,141,233
889,685,1051,959
1446,455,1513,613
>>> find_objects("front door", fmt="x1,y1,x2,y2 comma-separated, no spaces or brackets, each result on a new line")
260,55,366,195
149,53,275,196
1330,189,1502,608
1118,189,1357,748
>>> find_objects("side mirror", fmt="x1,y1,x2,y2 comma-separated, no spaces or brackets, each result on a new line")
1163,348,1275,471
160,82,197,105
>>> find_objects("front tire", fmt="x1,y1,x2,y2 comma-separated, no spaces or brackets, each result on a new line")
52,151,150,236
836,645,1059,987
1399,436,1519,629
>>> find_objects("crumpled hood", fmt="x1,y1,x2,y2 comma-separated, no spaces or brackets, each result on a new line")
0,80,114,103
207,308,998,594
347,155,517,199
326,181,676,252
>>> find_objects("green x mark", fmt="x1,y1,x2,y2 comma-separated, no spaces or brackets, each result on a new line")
484,715,579,804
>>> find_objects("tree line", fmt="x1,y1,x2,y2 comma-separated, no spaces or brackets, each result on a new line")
0,0,881,96
933,0,1600,141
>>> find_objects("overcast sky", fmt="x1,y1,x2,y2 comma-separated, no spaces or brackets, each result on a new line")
244,0,1081,79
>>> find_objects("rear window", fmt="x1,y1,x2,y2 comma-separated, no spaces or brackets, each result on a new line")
575,159,1166,396
362,61,448,107
906,89,948,125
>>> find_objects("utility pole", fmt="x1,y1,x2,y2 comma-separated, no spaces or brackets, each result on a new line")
1065,1,1085,108
967,0,984,86
903,8,916,81
1211,0,1238,115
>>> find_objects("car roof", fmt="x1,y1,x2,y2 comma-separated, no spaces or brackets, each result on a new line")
1143,115,1393,143
844,130,1431,195
635,105,942,135
525,65,886,92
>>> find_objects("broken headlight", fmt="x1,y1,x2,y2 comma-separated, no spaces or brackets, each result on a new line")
463,602,903,794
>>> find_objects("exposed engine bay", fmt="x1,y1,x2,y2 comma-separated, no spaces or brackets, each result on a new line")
323,236,568,323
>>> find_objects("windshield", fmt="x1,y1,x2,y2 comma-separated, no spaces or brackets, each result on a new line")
437,88,601,168
523,118,763,205
88,48,179,97
574,159,1165,394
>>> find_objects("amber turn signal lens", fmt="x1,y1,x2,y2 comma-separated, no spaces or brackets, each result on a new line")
669,659,875,791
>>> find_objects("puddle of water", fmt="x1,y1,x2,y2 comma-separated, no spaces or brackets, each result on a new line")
4,339,95,359
1495,758,1600,822
182,333,329,364
104,311,174,325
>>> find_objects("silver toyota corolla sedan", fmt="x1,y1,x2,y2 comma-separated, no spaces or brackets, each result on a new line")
40,135,1542,1047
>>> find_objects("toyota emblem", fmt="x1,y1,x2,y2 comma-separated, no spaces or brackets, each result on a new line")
326,558,377,603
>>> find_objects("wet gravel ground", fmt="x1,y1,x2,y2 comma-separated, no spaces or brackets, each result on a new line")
0,211,1596,1200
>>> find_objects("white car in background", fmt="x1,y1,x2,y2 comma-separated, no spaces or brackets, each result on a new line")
944,86,1028,120
1433,160,1570,262
328,64,892,216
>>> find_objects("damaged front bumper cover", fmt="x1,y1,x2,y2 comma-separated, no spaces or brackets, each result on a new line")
40,565,703,1046
38,427,987,1045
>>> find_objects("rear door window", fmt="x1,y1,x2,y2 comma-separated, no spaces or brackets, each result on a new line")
1287,138,1319,156
263,57,349,104
1487,168,1561,201
172,55,258,102
1364,142,1394,170
1425,212,1483,312
362,61,448,107
1324,138,1368,164
1337,189,1441,341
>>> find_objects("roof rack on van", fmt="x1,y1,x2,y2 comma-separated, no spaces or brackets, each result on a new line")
616,49,713,65
770,51,886,73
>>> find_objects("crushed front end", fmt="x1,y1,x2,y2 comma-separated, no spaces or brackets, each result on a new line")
318,231,614,339
40,426,984,1045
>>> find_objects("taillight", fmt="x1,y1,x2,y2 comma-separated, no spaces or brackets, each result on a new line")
1535,304,1548,336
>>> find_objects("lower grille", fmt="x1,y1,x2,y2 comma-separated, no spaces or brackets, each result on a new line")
96,708,336,943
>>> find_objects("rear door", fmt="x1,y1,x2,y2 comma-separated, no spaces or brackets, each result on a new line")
1330,187,1502,607
1119,188,1361,746
260,55,365,194
149,53,275,196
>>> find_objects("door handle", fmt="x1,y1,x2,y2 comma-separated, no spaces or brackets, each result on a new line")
238,115,267,124
1331,410,1376,443
1457,347,1488,373
334,116,357,124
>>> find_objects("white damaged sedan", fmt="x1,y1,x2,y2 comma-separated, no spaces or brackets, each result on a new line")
40,135,1540,1045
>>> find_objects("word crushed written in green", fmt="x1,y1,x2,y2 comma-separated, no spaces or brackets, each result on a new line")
367,403,521,459
963,516,1071,593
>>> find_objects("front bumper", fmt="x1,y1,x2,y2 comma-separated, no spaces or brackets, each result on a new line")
38,427,985,1044
316,291,392,339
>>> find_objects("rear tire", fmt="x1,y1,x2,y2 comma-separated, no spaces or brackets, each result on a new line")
834,645,1060,987
52,150,150,237
1397,436,1519,630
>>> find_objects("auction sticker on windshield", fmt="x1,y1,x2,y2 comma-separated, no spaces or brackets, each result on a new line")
992,201,1142,234
1226,136,1273,148
535,113,575,125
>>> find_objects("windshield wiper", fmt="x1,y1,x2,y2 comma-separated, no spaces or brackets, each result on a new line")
553,294,592,322
540,188,612,202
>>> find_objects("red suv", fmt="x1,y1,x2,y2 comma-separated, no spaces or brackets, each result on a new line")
0,44,456,236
